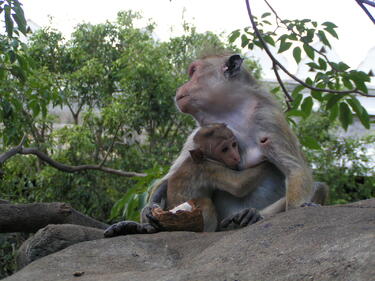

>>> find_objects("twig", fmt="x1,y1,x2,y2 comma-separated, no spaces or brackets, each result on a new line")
245,0,375,98
99,123,122,167
264,0,339,73
272,62,292,110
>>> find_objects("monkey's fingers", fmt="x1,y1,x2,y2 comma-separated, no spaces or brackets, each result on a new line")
141,223,158,234
239,208,262,227
146,213,165,231
220,215,235,229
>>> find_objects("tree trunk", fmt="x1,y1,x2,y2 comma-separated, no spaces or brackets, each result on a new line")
0,202,108,233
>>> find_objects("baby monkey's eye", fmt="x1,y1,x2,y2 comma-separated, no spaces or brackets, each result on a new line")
188,64,197,78
232,142,237,148
222,147,229,153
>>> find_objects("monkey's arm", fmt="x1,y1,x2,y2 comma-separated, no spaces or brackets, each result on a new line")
205,161,267,197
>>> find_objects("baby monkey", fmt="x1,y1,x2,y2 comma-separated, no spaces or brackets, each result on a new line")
166,123,258,232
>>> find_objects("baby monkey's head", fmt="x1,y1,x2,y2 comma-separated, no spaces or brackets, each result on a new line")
190,123,240,169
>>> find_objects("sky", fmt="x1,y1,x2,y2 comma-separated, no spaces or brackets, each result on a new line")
19,0,375,86
22,0,374,70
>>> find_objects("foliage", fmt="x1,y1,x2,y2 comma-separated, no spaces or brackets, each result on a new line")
297,113,375,204
228,10,373,135
0,8,240,225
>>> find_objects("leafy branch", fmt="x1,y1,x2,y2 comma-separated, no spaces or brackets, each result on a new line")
228,0,374,132
244,0,374,98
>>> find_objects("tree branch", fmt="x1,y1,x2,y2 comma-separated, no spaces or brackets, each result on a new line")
0,138,147,178
245,0,375,98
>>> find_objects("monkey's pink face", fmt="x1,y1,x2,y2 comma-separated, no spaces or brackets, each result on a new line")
175,58,228,115
213,138,241,170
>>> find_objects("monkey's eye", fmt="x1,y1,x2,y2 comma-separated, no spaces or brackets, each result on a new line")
222,147,229,153
188,64,197,78
232,142,237,148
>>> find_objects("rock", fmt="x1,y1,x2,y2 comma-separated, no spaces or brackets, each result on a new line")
16,224,104,269
5,199,375,281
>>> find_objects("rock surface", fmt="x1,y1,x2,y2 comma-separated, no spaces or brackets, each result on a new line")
16,224,104,269
5,199,375,281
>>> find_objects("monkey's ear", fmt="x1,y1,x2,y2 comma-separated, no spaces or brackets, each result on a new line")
189,149,205,163
224,55,244,78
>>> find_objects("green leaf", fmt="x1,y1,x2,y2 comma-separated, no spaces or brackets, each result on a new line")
292,84,305,97
318,58,327,70
339,102,353,130
322,22,339,39
292,93,303,108
301,96,313,117
331,62,350,72
278,41,292,53
307,62,320,70
286,109,306,118
229,29,240,43
241,34,250,48
263,35,275,46
317,30,331,48
12,4,27,35
329,103,339,121
300,136,321,150
311,90,323,101
342,77,353,90
347,97,370,129
271,86,280,94
261,12,271,18
326,94,345,109
303,43,315,60
4,5,13,37
293,47,301,63
349,70,370,93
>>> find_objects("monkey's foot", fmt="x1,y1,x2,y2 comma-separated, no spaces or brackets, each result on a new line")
103,221,157,238
220,208,262,229
300,202,321,207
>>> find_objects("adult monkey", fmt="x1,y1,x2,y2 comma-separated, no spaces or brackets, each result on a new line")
104,54,328,237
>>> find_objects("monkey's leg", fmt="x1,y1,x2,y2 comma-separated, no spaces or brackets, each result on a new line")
104,221,157,238
258,135,313,210
192,198,218,232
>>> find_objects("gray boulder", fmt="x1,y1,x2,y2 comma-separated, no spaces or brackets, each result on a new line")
5,199,375,281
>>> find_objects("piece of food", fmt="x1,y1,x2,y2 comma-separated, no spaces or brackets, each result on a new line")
151,200,204,232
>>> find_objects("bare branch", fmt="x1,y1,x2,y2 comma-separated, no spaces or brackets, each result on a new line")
245,0,375,98
100,123,122,168
0,139,147,178
272,62,292,110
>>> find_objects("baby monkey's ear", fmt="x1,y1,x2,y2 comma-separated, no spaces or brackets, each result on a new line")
189,149,205,163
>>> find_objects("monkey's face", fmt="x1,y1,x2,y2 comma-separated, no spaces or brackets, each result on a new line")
212,138,241,170
175,55,246,118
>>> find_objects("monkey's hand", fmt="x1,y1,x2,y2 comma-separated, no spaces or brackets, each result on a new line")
141,203,166,231
103,221,157,238
220,208,262,229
